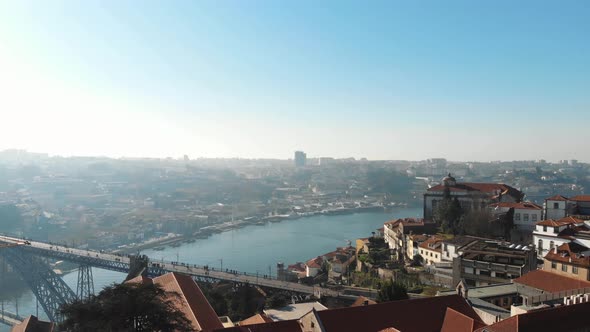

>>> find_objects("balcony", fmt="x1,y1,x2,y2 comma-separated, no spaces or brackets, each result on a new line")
463,260,522,275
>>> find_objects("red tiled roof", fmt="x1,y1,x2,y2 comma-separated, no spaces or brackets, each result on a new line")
558,216,585,224
126,275,154,285
475,301,590,332
239,313,274,326
474,315,518,332
10,315,54,332
440,307,486,332
214,320,303,332
419,236,444,252
570,195,590,202
409,234,430,242
489,202,542,210
315,295,483,332
153,272,224,332
322,246,355,259
385,218,425,227
513,270,590,293
546,194,568,201
535,219,562,227
544,243,590,268
287,263,306,273
306,257,323,268
350,296,377,307
535,216,583,227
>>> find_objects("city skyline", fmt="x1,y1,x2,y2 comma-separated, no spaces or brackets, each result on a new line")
1,1,589,162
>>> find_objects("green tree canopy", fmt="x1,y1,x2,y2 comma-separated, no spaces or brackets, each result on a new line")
434,188,463,235
376,279,409,303
266,291,290,309
410,254,424,267
59,282,192,332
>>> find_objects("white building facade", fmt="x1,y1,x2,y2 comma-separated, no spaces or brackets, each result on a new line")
532,217,590,258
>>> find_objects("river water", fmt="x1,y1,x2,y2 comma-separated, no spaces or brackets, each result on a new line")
0,207,421,328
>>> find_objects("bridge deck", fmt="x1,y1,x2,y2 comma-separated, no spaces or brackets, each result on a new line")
0,235,339,297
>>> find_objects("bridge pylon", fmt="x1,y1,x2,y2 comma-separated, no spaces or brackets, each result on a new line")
76,265,94,300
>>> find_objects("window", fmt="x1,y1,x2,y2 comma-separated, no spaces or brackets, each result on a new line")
479,270,491,276
420,250,423,255
562,264,568,272
573,266,578,274
515,213,521,221
553,202,559,209
551,261,557,269
532,214,537,222
435,254,438,259
538,239,543,253
554,227,559,234
550,241,554,252
543,226,547,232
523,214,529,222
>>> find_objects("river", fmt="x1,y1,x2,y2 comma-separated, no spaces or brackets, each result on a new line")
0,207,421,329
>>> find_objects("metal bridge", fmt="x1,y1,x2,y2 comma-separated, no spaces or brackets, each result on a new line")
0,235,339,324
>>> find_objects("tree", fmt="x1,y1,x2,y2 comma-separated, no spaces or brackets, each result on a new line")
227,284,263,321
434,192,463,235
461,209,512,239
376,279,409,303
266,292,290,309
410,254,424,267
60,282,193,332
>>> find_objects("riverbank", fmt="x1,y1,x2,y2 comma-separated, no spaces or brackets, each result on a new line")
120,204,419,254
5,208,423,322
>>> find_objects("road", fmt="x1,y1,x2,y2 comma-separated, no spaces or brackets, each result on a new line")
0,235,340,297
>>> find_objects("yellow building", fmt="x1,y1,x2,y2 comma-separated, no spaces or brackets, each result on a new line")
543,242,590,281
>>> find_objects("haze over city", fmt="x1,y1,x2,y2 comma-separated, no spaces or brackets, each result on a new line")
4,1,590,331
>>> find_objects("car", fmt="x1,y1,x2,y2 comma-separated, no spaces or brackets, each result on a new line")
24,241,31,245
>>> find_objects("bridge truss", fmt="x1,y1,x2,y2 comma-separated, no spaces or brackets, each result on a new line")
0,246,77,322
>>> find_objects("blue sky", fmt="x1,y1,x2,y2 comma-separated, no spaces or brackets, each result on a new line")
0,1,588,161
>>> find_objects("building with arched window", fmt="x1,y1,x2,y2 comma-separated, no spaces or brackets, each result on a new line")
532,217,590,258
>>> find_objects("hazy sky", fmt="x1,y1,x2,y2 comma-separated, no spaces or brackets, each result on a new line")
0,1,588,162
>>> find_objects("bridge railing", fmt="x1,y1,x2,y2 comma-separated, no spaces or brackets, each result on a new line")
149,260,281,281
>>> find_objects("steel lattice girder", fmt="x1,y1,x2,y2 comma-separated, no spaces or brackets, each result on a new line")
76,265,94,300
0,246,77,322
